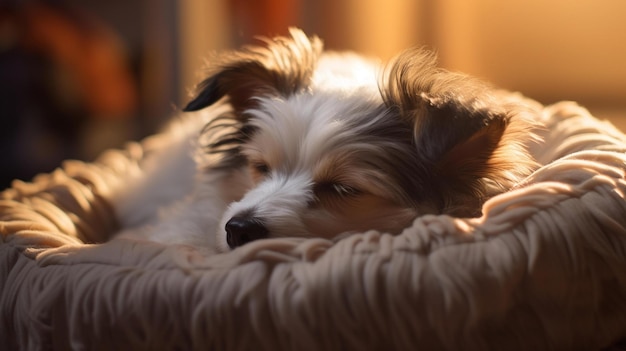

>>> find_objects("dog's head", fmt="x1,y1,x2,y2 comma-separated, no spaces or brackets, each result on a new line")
184,28,537,251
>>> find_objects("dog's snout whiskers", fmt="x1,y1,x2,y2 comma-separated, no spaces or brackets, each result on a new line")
225,217,269,248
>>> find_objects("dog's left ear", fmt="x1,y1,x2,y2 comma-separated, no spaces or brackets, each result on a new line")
184,28,322,113
382,49,536,214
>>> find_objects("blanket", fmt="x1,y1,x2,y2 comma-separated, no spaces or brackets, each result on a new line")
2,100,626,350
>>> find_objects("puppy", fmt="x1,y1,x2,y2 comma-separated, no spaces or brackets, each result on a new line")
111,28,538,253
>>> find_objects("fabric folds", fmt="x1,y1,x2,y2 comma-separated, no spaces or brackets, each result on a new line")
2,101,626,350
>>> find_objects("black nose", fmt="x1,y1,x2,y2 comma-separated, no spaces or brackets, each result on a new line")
225,217,268,248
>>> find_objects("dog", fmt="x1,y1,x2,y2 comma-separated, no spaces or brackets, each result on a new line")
111,28,538,253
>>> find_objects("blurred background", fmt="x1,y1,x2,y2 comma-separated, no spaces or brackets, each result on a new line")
1,0,625,188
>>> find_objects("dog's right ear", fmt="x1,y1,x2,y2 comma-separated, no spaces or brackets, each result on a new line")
382,48,537,215
184,28,322,113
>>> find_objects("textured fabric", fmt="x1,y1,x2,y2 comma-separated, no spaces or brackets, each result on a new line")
2,101,626,350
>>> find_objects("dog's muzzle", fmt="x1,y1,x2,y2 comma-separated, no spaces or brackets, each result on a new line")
225,217,269,248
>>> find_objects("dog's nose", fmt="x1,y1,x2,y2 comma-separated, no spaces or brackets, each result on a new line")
225,217,268,248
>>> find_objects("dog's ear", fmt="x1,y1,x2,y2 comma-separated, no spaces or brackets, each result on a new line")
412,94,510,185
184,28,322,113
382,49,536,214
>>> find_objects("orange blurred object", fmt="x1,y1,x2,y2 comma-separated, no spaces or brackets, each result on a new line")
20,3,137,119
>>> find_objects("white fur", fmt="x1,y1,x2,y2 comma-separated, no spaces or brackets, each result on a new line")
110,54,384,252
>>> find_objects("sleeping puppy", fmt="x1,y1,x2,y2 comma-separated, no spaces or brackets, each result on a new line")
112,28,538,252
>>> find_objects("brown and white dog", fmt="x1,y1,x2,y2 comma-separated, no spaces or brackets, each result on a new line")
112,28,538,253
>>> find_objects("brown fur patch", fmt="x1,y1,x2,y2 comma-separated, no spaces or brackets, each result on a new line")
184,28,323,113
381,48,538,216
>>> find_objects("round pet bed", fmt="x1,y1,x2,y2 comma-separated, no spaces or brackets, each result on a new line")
2,100,626,351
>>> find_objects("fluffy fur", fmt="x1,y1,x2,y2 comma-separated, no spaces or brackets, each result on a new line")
111,28,538,253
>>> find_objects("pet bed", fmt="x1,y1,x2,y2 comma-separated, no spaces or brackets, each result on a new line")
2,99,626,351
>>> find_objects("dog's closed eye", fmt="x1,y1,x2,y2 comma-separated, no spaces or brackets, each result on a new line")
315,182,363,198
251,162,270,175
